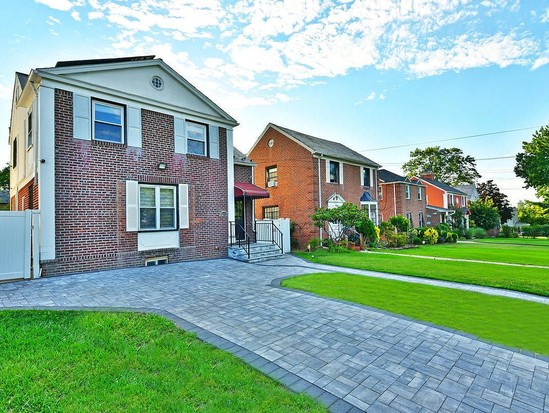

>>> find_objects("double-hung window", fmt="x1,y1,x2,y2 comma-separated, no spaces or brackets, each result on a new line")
363,167,371,187
405,184,411,199
186,121,207,156
139,185,176,231
93,101,124,143
417,186,422,200
27,111,33,148
329,161,340,184
266,166,278,187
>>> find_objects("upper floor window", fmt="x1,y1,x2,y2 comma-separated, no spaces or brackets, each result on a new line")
363,167,371,187
448,194,454,206
405,184,411,199
93,101,124,143
139,184,176,231
263,206,279,220
186,121,207,156
417,186,422,200
329,160,340,184
379,185,383,200
27,111,33,148
266,166,278,187
12,138,18,169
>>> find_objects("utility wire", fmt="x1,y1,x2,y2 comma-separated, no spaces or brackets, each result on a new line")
360,126,537,152
381,155,516,165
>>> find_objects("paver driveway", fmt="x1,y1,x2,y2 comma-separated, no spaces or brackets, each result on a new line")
1,255,548,412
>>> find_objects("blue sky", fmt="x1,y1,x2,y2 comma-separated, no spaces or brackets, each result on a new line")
2,0,549,205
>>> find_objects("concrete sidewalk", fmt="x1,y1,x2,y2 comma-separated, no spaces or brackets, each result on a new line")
1,255,547,412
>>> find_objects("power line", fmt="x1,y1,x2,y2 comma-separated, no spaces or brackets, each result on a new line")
381,155,516,165
360,126,538,152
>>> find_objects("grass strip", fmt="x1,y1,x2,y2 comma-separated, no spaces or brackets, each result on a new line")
295,249,549,297
0,310,325,413
282,272,549,356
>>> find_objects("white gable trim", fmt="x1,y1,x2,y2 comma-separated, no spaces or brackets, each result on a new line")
247,123,315,158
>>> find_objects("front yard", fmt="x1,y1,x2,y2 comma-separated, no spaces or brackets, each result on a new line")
295,246,549,297
282,272,549,356
0,310,325,413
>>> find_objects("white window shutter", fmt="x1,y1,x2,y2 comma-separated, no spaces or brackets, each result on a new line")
340,162,344,184
127,107,142,148
179,184,189,229
74,94,91,140
126,180,139,232
174,118,187,154
209,125,219,159
325,160,330,183
370,168,374,187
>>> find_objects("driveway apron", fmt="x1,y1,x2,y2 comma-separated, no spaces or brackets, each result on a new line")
0,256,547,413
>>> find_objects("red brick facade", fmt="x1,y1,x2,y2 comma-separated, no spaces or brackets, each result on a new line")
250,127,378,247
379,182,427,227
41,89,229,275
10,179,39,211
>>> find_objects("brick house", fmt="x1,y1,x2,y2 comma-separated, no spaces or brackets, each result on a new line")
248,123,380,247
378,169,427,227
415,173,468,227
8,55,248,275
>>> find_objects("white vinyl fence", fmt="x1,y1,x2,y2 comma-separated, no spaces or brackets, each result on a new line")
0,210,40,281
255,218,291,253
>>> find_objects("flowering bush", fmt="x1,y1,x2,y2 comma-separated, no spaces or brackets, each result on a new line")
423,228,439,244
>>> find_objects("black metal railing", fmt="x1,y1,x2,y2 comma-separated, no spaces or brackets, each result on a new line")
255,220,283,254
229,221,255,259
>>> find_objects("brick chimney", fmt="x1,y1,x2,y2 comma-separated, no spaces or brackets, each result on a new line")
420,171,435,180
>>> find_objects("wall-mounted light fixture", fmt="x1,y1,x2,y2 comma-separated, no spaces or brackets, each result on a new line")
157,162,167,170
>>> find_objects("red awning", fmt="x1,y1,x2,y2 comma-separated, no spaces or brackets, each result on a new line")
234,182,270,199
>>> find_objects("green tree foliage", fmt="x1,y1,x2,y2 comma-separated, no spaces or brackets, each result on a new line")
477,180,513,224
311,202,363,242
515,126,549,201
403,146,481,185
389,214,410,233
0,163,9,190
469,199,500,230
355,216,378,245
517,201,549,225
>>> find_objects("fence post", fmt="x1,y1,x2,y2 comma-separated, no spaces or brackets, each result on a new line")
23,210,32,279
32,210,41,278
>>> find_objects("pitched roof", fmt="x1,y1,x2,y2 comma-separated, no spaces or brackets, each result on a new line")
16,72,28,89
272,124,380,167
454,184,477,197
420,177,467,195
379,169,406,183
233,147,254,166
55,55,155,68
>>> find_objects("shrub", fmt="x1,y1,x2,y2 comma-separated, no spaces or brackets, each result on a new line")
379,221,394,235
307,237,322,250
356,217,378,245
416,227,427,239
522,224,549,238
448,232,458,243
412,237,423,245
328,240,351,253
423,228,439,244
436,223,451,233
467,227,488,239
501,225,519,238
437,230,448,243
386,232,407,248
390,215,410,233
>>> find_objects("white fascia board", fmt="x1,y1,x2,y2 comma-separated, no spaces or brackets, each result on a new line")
313,154,378,169
38,60,238,127
39,76,234,129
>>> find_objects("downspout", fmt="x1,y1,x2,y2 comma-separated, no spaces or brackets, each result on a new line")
30,80,40,209
393,183,397,216
251,165,255,226
317,157,323,240
374,169,379,225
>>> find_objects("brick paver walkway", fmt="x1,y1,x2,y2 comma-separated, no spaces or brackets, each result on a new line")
1,255,547,412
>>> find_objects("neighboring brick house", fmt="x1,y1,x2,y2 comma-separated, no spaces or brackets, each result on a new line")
378,169,427,227
248,123,380,247
8,55,241,275
415,173,468,227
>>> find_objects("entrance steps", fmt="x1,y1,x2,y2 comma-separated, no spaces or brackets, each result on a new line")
227,242,283,263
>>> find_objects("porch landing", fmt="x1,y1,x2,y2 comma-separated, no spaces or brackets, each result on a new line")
228,242,283,263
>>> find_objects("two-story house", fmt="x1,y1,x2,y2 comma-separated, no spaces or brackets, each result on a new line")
8,55,242,275
378,169,427,227
415,173,468,227
248,123,381,247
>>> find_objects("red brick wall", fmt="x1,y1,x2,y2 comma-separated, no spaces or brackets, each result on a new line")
379,182,427,227
41,89,229,275
11,179,39,211
250,127,378,247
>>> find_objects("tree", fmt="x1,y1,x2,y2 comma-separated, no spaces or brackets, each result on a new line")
0,163,9,190
311,202,363,242
517,201,549,225
477,180,513,224
403,146,481,185
469,199,500,230
515,126,549,201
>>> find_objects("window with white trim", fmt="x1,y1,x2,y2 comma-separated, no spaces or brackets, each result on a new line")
417,186,422,200
12,138,17,169
263,206,280,220
379,185,383,200
93,100,124,143
406,212,413,227
419,212,425,227
405,184,411,199
27,111,33,148
363,167,371,187
266,166,278,187
139,185,177,231
329,161,341,184
186,121,207,156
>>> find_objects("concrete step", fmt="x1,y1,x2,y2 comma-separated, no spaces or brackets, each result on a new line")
228,243,283,263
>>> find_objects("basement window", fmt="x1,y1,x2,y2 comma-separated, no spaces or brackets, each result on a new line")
145,256,168,266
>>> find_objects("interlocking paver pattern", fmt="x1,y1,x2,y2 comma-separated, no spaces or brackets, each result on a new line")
0,255,547,412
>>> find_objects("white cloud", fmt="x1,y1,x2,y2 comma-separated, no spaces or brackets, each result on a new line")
88,11,104,20
532,48,549,70
35,0,74,11
541,7,549,23
367,92,376,100
47,16,61,26
70,10,80,21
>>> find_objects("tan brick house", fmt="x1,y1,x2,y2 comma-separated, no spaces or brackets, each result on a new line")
248,123,381,247
378,169,427,227
8,55,243,275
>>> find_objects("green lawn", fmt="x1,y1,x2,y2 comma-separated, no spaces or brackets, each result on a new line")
0,311,325,413
378,242,549,266
295,249,549,297
473,237,549,246
282,273,549,356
